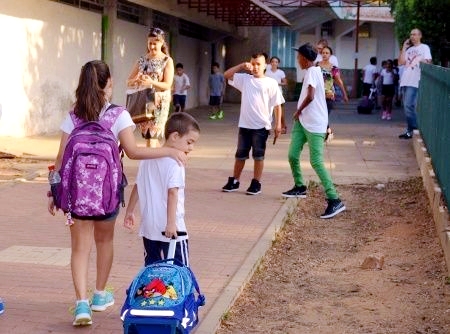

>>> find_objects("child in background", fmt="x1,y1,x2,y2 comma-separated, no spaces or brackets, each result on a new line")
208,62,226,120
172,63,191,112
265,56,288,133
380,59,395,120
124,112,200,266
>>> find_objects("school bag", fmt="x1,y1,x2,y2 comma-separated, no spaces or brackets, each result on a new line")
120,239,206,334
357,86,376,114
54,104,127,224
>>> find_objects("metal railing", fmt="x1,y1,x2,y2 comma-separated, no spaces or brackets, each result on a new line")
417,64,450,211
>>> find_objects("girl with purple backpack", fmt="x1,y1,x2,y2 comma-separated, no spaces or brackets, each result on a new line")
47,60,186,327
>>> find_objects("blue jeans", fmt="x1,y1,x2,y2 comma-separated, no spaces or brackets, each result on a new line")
401,86,418,133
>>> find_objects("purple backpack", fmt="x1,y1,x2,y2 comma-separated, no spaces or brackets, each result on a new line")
55,105,127,224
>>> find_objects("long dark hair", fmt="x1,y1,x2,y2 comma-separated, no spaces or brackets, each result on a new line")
74,60,110,121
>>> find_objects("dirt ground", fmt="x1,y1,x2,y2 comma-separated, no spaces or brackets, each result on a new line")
217,178,450,334
0,155,52,182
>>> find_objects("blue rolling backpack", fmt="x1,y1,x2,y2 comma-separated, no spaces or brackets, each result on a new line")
120,238,205,334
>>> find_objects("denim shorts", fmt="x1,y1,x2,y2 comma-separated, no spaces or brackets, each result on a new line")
235,127,269,161
173,94,187,108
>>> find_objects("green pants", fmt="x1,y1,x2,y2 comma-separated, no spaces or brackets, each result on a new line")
288,120,338,199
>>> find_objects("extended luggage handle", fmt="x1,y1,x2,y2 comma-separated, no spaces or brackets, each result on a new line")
161,231,187,263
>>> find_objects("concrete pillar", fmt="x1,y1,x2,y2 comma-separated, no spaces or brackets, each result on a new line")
103,0,117,69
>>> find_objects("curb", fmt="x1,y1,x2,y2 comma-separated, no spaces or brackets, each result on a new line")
413,131,450,276
194,198,299,334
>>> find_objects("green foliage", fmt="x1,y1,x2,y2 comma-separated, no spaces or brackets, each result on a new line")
388,0,450,65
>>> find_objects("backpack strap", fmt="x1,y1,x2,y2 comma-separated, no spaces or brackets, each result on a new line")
187,266,206,308
69,104,125,129
99,103,125,129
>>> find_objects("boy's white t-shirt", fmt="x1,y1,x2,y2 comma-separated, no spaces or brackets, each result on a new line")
228,73,285,130
298,66,328,134
173,73,190,95
60,103,135,138
400,43,432,88
136,157,188,242
363,64,378,84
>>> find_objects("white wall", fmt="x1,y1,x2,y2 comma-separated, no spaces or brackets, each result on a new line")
172,36,211,109
0,0,101,136
0,1,220,137
111,20,147,107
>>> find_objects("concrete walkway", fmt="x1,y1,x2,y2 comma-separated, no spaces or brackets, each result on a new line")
0,101,419,333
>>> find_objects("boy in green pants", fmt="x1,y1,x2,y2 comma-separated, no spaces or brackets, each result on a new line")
282,43,345,219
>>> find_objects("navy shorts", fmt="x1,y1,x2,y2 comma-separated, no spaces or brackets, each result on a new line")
209,96,221,106
143,237,189,267
382,84,395,97
235,127,269,161
173,94,187,108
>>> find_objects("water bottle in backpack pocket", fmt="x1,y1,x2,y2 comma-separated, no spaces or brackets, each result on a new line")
48,165,61,205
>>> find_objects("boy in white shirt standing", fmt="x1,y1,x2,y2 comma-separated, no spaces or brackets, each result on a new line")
172,63,191,112
282,43,345,219
221,52,284,195
124,112,200,266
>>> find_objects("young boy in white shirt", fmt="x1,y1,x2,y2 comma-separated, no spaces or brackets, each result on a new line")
282,43,345,219
221,52,284,195
124,112,200,266
173,63,191,112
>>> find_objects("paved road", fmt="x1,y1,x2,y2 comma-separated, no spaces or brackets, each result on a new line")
0,101,418,333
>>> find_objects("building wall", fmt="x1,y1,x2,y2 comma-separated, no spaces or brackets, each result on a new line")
292,20,397,96
224,26,272,103
0,0,101,136
0,1,227,136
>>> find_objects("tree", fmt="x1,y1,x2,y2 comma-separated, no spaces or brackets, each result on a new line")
388,0,450,66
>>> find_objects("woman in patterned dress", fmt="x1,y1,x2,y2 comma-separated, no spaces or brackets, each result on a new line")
127,27,174,146
316,46,348,141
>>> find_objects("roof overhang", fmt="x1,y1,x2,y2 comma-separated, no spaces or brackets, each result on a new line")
261,0,393,25
177,0,291,26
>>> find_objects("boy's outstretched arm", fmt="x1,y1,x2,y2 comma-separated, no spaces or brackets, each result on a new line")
165,187,178,239
124,184,138,230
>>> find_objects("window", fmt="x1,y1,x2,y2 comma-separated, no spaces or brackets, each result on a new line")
117,0,148,25
271,26,297,68
52,0,104,13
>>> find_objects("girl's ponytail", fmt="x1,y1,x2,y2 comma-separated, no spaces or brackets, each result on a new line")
74,60,110,121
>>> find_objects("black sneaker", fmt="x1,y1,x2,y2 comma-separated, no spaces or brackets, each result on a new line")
222,177,239,192
398,132,412,139
246,179,261,195
282,185,307,198
320,199,346,219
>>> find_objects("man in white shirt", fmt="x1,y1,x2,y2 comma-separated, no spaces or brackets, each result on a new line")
398,28,432,139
